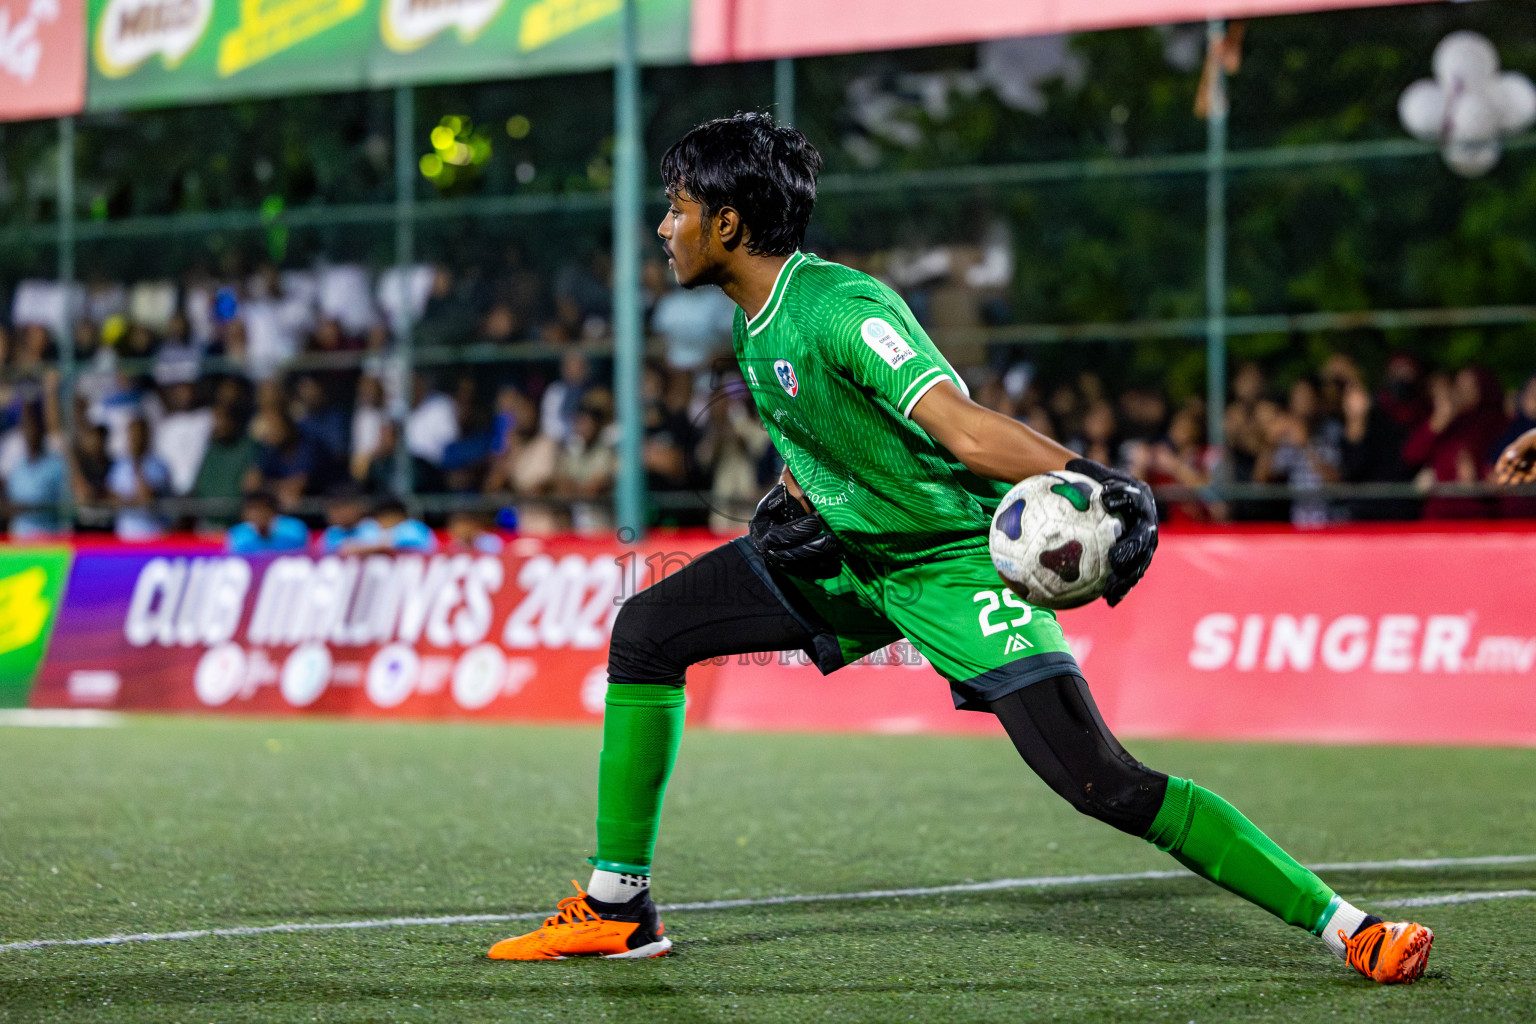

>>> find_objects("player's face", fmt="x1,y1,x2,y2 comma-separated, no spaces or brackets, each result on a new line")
657,190,716,288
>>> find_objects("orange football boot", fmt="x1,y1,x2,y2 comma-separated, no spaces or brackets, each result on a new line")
487,882,671,961
1341,920,1434,984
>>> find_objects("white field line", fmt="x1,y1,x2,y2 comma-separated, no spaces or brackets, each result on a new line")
0,709,122,728
3,853,1533,954
1377,889,1536,908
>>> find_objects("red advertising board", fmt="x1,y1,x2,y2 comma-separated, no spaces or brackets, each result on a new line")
27,528,1536,746
703,529,1536,745
692,0,1432,63
0,0,85,121
1079,530,1536,746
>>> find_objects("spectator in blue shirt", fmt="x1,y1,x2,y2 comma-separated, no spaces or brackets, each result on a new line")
227,490,310,555
106,418,171,541
316,490,373,555
373,496,437,553
339,496,437,555
3,407,67,539
446,508,505,554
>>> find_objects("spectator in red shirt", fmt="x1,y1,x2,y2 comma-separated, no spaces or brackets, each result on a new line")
1403,367,1508,519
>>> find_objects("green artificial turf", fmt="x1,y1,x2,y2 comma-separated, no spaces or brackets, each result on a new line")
1,716,1534,1022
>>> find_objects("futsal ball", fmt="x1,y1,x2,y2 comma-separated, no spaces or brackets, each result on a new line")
988,471,1123,610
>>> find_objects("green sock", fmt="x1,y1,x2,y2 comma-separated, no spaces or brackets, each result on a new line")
590,683,686,875
1145,776,1337,934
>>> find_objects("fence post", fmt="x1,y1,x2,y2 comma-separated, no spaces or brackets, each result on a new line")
775,58,796,126
612,0,645,540
1204,19,1229,454
393,85,417,500
57,116,77,528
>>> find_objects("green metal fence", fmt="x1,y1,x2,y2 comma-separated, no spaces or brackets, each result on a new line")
5,13,1536,534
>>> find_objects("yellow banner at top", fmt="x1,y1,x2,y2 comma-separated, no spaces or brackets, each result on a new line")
217,0,368,75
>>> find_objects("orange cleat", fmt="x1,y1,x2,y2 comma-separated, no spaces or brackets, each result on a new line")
487,882,671,961
1341,920,1434,984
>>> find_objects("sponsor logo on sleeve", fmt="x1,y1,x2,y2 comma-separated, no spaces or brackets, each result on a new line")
860,317,917,369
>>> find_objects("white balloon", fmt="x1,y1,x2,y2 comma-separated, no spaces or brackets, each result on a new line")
1433,30,1500,87
1492,71,1536,133
1446,89,1501,143
1399,78,1446,140
1444,138,1502,177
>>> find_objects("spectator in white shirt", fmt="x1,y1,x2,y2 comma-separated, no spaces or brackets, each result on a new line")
350,375,389,481
153,382,213,496
1,407,68,539
317,263,378,338
241,299,303,381
405,373,459,466
107,418,171,541
240,267,313,381
153,313,204,386
651,284,735,372
93,370,144,461
539,350,593,443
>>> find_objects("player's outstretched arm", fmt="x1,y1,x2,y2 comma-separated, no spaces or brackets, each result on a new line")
909,380,1075,482
911,381,1157,605
1493,427,1536,484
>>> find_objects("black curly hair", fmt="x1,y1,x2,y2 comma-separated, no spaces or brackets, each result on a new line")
659,112,823,257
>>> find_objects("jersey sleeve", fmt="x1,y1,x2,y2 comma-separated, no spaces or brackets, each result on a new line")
824,297,954,419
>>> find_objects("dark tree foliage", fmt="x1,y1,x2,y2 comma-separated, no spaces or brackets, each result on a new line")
2,1,1533,388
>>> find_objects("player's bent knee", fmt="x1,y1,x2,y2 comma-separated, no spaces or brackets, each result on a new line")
607,596,688,686
1059,758,1167,837
991,680,1168,837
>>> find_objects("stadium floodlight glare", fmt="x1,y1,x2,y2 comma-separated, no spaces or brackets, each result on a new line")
1398,30,1536,177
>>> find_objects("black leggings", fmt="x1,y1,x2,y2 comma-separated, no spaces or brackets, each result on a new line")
989,679,1167,837
609,541,1168,837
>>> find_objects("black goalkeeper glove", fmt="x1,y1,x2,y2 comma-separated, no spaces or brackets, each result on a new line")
1065,457,1158,607
749,482,846,580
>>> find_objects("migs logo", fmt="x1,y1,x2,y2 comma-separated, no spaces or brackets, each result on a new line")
774,359,799,397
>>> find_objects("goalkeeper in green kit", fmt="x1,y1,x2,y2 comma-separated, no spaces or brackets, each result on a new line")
488,113,1432,983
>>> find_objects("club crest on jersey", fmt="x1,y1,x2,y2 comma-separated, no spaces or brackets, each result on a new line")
774,359,800,397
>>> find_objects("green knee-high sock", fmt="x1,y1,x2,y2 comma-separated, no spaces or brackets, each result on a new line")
1145,776,1338,934
590,683,687,875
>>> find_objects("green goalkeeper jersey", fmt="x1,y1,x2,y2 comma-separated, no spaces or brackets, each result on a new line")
733,251,1010,567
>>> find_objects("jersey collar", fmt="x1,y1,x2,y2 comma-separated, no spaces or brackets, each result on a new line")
745,251,807,337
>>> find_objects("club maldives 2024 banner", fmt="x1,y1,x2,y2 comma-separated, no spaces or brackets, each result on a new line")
14,529,1536,745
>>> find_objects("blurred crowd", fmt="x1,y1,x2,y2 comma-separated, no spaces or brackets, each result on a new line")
1,250,1534,542
0,250,772,541
974,353,1536,525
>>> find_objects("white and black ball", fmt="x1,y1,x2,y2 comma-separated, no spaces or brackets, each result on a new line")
988,470,1122,610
